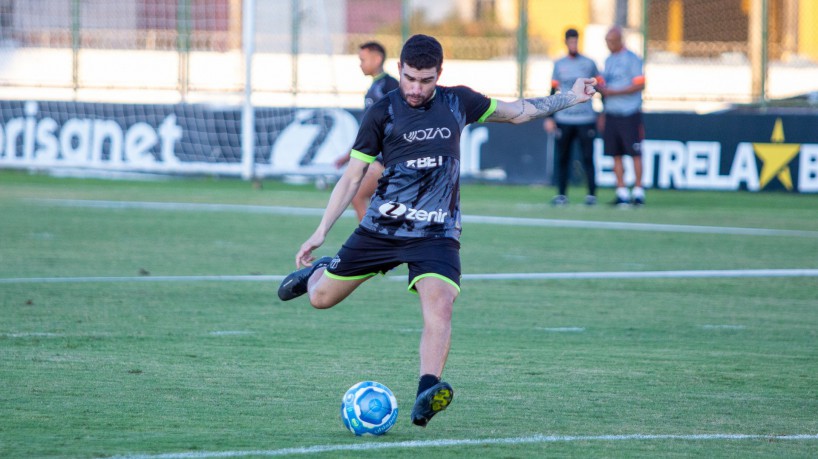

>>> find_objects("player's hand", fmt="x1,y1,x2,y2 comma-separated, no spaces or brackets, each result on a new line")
544,117,557,133
571,78,597,103
295,233,326,269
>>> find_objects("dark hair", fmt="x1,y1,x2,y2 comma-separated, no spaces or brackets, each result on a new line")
400,34,443,71
359,41,387,60
565,28,579,39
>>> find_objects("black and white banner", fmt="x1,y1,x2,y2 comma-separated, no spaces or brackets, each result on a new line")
0,100,816,193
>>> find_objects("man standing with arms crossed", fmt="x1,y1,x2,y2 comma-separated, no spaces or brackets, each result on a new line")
598,26,646,206
279,34,596,428
545,28,601,207
335,41,399,221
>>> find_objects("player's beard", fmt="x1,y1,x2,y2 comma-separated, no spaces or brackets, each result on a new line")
401,88,432,107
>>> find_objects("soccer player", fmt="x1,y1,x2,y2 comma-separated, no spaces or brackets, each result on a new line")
544,28,601,207
598,26,646,206
335,41,399,221
279,34,596,427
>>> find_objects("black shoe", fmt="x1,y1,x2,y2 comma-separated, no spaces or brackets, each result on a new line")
611,196,630,208
632,196,645,207
411,381,454,427
277,256,332,301
550,195,568,207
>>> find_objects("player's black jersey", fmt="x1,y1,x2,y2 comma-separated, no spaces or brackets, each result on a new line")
351,85,495,239
365,73,399,108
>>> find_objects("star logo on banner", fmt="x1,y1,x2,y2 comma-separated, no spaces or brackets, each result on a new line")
752,118,800,190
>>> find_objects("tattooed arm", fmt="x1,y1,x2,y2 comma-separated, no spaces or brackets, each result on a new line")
486,78,597,124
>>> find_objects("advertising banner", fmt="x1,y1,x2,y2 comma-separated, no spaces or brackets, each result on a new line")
0,100,815,193
635,113,818,193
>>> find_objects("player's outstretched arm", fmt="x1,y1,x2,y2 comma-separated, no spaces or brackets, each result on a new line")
294,158,368,268
486,78,596,124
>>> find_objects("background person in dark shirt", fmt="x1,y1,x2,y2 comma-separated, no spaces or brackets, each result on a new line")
280,34,597,428
544,28,601,207
335,41,399,221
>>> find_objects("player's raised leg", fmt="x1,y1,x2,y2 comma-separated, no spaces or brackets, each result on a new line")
278,257,333,301
278,259,369,309
307,272,369,310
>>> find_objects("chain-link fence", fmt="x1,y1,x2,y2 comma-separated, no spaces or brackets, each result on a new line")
644,0,818,109
0,0,816,110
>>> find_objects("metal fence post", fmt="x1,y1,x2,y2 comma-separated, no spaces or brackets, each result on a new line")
177,0,191,101
401,0,410,45
749,0,768,106
516,0,528,99
291,0,300,97
71,0,79,98
760,0,768,107
241,0,256,181
642,0,649,62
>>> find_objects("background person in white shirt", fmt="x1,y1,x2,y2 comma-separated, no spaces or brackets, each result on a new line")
598,26,646,206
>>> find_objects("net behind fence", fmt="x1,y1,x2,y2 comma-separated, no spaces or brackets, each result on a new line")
1,0,816,105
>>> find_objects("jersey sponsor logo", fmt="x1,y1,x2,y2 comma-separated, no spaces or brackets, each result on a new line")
378,201,448,223
403,127,452,143
405,156,444,169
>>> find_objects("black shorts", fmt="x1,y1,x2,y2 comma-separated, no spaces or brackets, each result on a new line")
325,228,461,293
603,112,644,157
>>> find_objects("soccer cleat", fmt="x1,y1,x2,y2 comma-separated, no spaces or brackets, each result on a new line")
584,195,597,206
550,195,569,207
277,256,332,301
411,381,454,427
632,196,645,207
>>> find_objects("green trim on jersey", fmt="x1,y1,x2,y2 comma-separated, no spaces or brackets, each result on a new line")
325,271,378,281
350,149,376,163
477,98,498,123
407,273,461,294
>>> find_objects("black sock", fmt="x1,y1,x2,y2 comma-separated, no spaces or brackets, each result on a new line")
417,374,440,397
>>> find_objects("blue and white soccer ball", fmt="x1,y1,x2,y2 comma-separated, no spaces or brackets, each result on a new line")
340,381,398,436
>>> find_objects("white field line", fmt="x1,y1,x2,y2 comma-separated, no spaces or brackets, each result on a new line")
37,199,348,217
207,331,255,336
2,269,818,284
36,199,818,238
451,269,818,281
2,331,248,338
462,214,818,238
106,433,818,459
1,332,64,338
537,327,586,332
0,275,285,284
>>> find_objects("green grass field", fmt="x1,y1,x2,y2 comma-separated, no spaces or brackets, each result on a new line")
1,170,817,458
